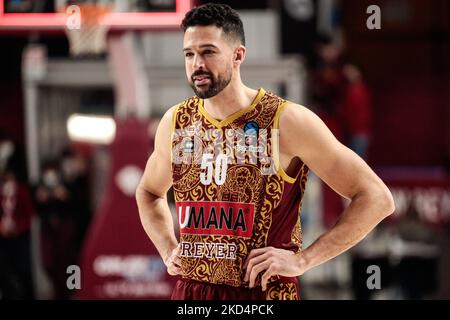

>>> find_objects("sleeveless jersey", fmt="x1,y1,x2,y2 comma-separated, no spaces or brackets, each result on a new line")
171,88,309,295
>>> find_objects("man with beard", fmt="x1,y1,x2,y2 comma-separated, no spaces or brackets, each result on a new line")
136,3,395,300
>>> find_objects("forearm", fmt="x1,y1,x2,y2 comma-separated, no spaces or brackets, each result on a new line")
299,190,394,274
136,186,178,263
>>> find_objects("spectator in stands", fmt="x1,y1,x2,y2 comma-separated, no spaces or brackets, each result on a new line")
35,160,77,299
310,37,346,142
396,205,439,299
60,148,90,256
338,64,373,160
0,137,35,299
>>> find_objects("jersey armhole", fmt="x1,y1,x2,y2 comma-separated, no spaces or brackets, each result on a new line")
170,104,180,165
273,101,300,184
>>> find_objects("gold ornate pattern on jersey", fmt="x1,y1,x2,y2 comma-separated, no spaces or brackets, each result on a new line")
291,163,309,251
172,90,305,287
266,282,299,300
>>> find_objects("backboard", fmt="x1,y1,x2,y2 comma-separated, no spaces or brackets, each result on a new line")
0,0,192,32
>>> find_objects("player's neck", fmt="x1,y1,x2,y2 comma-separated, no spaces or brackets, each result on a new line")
203,81,258,121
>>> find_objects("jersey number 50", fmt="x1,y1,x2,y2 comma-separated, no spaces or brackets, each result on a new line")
200,154,228,186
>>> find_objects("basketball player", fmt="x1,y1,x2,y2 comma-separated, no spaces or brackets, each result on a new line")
136,3,395,300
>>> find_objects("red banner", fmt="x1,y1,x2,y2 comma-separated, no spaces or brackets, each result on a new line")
322,167,450,229
76,118,178,299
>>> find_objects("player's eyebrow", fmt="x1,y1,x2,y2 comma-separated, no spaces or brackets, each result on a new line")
183,44,219,52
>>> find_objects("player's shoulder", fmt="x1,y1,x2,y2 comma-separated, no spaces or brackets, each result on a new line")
161,104,179,122
278,101,312,127
160,95,199,126
156,103,182,133
171,96,201,115
278,101,331,144
165,95,197,115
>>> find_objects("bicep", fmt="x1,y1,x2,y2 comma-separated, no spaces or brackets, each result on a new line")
138,107,176,198
281,105,382,200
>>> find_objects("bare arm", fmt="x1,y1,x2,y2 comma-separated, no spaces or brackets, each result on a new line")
245,103,395,290
136,105,181,273
285,104,395,270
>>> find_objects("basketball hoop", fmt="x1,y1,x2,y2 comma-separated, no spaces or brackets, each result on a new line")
63,3,112,57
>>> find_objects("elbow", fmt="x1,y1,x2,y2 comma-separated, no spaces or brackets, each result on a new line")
135,184,151,210
135,184,162,207
135,184,144,203
135,185,145,218
377,184,396,218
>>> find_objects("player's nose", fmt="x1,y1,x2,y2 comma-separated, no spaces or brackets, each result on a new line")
192,54,206,70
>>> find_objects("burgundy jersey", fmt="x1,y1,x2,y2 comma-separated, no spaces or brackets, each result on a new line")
171,88,309,299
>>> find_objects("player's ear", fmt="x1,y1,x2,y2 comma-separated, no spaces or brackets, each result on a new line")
234,45,246,66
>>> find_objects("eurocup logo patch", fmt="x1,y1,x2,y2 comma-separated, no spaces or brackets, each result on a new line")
244,121,259,145
183,139,194,153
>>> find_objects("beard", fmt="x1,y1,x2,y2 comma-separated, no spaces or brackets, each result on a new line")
190,66,232,99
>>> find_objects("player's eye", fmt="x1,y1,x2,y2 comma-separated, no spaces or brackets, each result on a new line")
184,52,194,58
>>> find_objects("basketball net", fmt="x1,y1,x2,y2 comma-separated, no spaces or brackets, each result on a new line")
64,3,111,57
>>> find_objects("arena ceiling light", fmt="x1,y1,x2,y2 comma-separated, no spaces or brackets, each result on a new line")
67,114,116,144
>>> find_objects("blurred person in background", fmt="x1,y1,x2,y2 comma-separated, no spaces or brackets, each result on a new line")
310,36,345,143
338,64,372,160
395,205,439,299
35,159,77,299
0,134,35,299
60,148,90,255
310,38,372,160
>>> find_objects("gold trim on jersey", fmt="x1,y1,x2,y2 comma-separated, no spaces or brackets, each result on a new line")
273,101,298,184
170,103,181,165
198,88,266,129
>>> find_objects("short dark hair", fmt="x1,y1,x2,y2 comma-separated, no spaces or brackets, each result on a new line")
181,3,245,46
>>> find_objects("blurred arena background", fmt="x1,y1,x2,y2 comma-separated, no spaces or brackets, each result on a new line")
0,0,449,300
